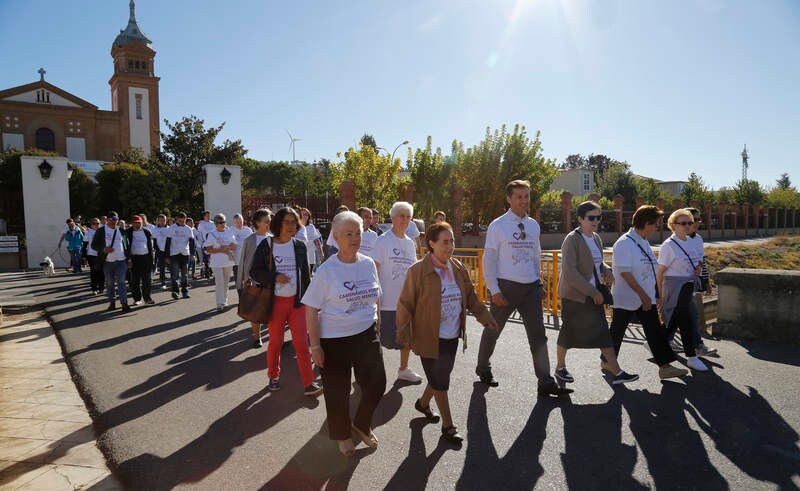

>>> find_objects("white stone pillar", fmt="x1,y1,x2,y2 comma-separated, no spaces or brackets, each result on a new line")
21,156,71,268
202,164,242,222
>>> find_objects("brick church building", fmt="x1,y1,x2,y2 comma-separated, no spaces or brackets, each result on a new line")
0,1,160,176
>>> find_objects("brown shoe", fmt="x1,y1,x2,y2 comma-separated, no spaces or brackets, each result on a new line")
659,365,689,379
106,302,116,311
121,303,132,313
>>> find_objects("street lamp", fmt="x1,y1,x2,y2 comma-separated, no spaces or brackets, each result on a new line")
220,167,232,185
38,160,53,179
389,140,409,166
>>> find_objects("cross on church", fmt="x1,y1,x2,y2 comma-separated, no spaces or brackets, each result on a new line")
38,68,46,81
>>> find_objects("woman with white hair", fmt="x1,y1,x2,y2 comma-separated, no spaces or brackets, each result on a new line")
204,213,237,310
231,213,253,281
302,211,386,457
657,209,708,372
372,201,423,383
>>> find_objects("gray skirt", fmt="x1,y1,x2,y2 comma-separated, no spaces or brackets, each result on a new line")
557,298,613,349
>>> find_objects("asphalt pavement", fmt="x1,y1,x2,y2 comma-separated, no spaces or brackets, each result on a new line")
3,270,799,490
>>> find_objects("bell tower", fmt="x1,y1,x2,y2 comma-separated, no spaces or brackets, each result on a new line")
109,0,160,157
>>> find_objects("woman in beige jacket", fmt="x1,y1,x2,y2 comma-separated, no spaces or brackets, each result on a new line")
397,222,498,444
556,201,638,386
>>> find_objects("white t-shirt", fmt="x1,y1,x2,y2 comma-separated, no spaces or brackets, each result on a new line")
372,231,417,310
254,234,270,248
305,225,321,265
144,223,156,232
205,228,237,268
581,233,603,287
131,230,149,256
84,228,97,257
167,224,194,256
439,264,462,339
406,221,420,240
687,233,706,266
483,210,542,295
326,233,339,251
151,226,169,252
611,229,657,310
302,253,381,338
658,234,701,277
272,240,297,297
232,226,253,264
103,226,125,262
359,228,379,257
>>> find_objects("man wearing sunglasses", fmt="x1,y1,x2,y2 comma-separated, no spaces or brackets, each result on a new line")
477,180,572,397
90,211,131,312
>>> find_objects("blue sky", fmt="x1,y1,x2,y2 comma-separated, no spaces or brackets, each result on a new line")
1,0,798,189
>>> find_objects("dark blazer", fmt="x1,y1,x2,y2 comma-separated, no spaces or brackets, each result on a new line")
90,225,131,260
236,236,310,308
124,227,154,261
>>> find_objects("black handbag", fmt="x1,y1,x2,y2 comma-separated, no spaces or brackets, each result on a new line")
592,266,614,305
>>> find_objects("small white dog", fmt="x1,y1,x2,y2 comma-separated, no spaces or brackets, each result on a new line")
40,257,55,276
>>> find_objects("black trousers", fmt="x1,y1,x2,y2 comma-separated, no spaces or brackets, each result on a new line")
155,250,168,286
320,324,386,440
666,283,697,357
169,254,189,293
130,254,152,301
88,256,105,292
609,306,676,366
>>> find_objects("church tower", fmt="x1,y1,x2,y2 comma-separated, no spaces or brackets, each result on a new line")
109,0,160,157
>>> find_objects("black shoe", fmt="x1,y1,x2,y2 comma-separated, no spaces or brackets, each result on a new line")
252,338,263,349
475,368,499,387
268,379,281,391
612,371,639,385
106,302,116,311
121,303,131,313
441,425,464,444
304,382,323,397
171,291,179,300
415,399,441,423
182,291,191,299
537,381,574,397
144,298,155,305
555,367,575,383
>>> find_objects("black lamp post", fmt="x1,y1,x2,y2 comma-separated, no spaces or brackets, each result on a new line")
38,160,53,179
220,167,232,185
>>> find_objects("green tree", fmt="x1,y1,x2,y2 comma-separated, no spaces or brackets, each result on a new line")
359,134,378,153
559,154,588,170
95,163,175,219
331,143,402,214
406,136,452,221
596,162,638,204
681,172,714,205
732,179,765,205
112,146,148,167
0,148,60,193
765,187,800,208
776,173,792,190
68,166,97,218
149,115,247,215
288,160,334,197
636,177,664,204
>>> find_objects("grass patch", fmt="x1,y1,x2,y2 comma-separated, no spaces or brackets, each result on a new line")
706,236,800,279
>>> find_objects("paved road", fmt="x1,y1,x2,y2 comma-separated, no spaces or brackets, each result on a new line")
4,271,799,490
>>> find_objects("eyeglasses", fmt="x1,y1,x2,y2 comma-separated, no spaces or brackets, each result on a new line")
676,221,694,226
517,223,526,240
585,215,602,222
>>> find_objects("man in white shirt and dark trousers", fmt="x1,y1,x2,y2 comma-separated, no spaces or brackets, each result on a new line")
477,180,571,396
151,214,170,289
126,215,155,305
90,211,131,313
164,212,195,299
197,211,215,279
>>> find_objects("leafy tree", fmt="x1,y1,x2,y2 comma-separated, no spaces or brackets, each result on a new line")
359,134,378,153
0,147,60,193
95,163,176,219
765,187,800,208
112,146,148,167
716,187,732,205
596,162,638,204
68,167,97,218
407,136,452,220
636,177,664,204
288,160,334,197
331,143,402,214
776,173,792,190
148,115,247,215
560,154,588,170
587,154,617,177
732,179,765,205
241,160,294,195
681,172,714,205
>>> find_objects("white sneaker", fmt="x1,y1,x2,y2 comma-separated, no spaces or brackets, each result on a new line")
397,367,423,383
133,300,144,306
687,356,708,371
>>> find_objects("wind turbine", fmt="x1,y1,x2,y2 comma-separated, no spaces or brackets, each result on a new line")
286,129,301,164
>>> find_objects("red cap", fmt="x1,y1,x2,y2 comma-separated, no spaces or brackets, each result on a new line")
130,215,143,223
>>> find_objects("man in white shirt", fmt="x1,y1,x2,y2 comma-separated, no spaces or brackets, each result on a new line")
477,180,570,396
197,211,215,279
357,207,379,258
151,214,170,289
126,216,155,305
90,211,131,312
164,212,195,299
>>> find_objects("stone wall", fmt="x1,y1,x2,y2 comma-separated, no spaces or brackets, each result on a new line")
716,268,799,344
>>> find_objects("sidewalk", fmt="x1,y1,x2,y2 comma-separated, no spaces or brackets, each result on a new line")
0,308,120,490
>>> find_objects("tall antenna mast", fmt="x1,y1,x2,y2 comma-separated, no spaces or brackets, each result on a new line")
741,144,749,181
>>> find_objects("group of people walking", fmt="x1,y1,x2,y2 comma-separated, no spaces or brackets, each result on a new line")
56,179,718,456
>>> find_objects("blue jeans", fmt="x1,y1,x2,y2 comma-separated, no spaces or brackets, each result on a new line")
170,255,189,293
68,249,82,273
104,260,128,303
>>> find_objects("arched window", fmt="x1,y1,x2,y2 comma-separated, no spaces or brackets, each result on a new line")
35,128,55,151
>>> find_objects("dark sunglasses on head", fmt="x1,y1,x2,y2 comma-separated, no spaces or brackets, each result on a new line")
676,221,694,226
585,215,602,222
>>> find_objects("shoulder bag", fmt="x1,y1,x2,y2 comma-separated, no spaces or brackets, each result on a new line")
237,239,275,323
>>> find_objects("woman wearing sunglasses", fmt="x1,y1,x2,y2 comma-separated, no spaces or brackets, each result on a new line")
555,201,638,386
656,209,708,372
205,213,237,311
